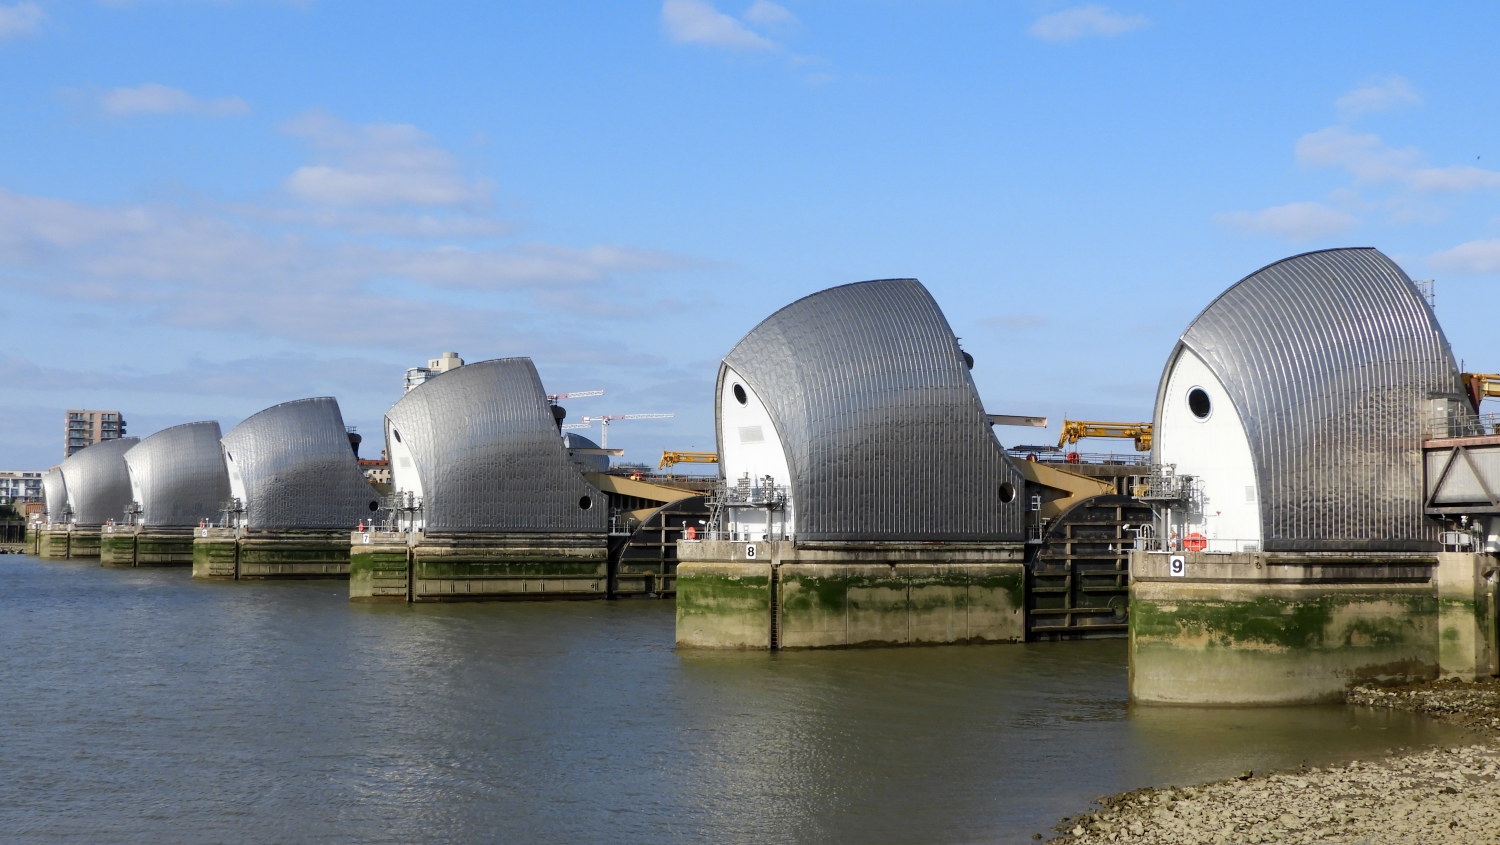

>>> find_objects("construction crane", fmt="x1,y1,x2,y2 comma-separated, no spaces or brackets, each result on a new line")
659,451,719,470
580,413,674,448
1057,419,1153,452
1463,373,1500,408
546,389,604,404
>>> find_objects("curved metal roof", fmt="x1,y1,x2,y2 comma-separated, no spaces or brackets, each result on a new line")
59,437,139,526
42,468,67,522
221,397,379,530
1158,247,1462,551
123,421,230,527
385,358,606,533
721,278,1025,542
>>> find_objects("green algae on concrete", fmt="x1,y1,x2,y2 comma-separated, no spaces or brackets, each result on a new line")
191,529,239,578
675,540,1025,649
349,532,412,600
350,532,611,601
99,531,137,566
37,529,71,559
66,529,101,559
1127,550,1495,706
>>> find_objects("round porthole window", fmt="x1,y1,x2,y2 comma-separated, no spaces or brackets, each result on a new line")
732,383,748,405
999,482,1017,503
579,496,593,510
368,500,380,512
1187,387,1212,420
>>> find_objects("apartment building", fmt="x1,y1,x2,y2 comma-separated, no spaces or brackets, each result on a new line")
65,409,128,457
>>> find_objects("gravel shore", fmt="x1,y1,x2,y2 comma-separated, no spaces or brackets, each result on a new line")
1049,678,1500,844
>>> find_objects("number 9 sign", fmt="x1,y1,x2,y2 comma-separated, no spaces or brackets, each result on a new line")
1169,555,1186,577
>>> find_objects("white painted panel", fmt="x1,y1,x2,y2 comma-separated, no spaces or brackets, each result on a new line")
1157,348,1261,552
719,365,795,538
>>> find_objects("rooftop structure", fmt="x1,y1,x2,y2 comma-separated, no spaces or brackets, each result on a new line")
221,397,380,530
716,277,1025,542
385,357,607,534
403,351,464,393
1151,247,1464,553
122,421,231,528
58,437,139,526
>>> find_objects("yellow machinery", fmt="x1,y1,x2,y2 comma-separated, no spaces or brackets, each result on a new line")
1464,373,1500,406
658,451,719,470
1057,419,1153,452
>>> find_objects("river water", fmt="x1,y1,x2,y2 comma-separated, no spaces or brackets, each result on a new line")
0,554,1473,843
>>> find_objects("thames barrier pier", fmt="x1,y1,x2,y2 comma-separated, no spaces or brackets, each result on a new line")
193,397,380,579
349,358,610,600
102,421,230,566
676,279,1028,648
37,437,138,560
1128,248,1497,704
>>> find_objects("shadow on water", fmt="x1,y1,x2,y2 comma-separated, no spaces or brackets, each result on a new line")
0,554,1476,844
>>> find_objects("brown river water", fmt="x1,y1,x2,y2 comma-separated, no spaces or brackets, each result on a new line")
0,553,1473,843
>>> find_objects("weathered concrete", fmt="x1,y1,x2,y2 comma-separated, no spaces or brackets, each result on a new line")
1129,550,1496,705
36,528,71,559
192,528,351,579
676,540,1026,649
100,526,196,567
36,527,103,559
349,532,610,601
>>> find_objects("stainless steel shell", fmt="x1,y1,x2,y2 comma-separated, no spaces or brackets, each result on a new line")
384,358,607,534
221,397,380,530
720,278,1025,542
123,421,231,527
59,437,139,526
42,468,67,522
1159,247,1462,552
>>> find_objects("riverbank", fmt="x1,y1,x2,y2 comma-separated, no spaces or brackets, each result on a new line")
1050,678,1500,844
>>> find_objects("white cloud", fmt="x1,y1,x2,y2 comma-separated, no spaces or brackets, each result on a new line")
1028,4,1148,42
1335,75,1422,121
1430,239,1500,273
282,111,492,208
661,0,775,50
1213,201,1357,242
1297,126,1500,194
0,1,42,40
744,0,796,28
100,83,249,117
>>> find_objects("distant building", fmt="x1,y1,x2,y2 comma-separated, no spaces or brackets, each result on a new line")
0,470,44,504
65,409,127,457
403,352,464,392
358,459,391,486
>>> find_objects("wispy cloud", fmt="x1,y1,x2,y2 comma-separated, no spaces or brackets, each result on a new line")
282,111,493,209
0,1,43,40
743,0,797,30
100,83,249,117
1430,239,1500,273
1297,126,1500,193
1028,4,1148,43
1213,202,1357,242
661,0,776,50
1335,75,1421,121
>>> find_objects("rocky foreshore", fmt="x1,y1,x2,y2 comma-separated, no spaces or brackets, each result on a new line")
1048,678,1500,844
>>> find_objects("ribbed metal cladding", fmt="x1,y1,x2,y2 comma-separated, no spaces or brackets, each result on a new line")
59,437,139,526
123,421,231,527
384,358,606,534
42,468,67,521
1169,247,1461,552
222,397,380,530
721,278,1025,542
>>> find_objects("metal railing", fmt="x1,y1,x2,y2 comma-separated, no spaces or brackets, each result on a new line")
1427,410,1500,441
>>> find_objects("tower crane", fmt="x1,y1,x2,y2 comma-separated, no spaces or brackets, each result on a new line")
546,389,604,404
579,413,675,448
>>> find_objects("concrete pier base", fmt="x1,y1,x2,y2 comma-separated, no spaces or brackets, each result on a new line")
675,540,1026,649
192,528,351,579
349,532,610,601
36,527,101,559
1129,551,1497,705
100,527,196,566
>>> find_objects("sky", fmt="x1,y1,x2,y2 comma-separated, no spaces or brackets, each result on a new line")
4,0,1500,471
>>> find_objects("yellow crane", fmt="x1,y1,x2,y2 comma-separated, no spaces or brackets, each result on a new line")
1463,373,1500,406
1057,419,1153,452
659,451,719,470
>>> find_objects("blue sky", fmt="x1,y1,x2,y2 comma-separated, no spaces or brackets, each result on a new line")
4,0,1500,471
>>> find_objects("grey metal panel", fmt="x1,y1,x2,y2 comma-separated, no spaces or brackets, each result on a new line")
222,397,380,530
721,278,1025,542
42,469,67,522
59,437,139,526
1166,248,1460,551
563,433,611,474
385,358,606,533
123,421,231,527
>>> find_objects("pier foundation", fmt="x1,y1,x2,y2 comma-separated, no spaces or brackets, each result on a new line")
349,532,609,601
192,528,351,579
1129,551,1497,705
36,527,100,559
675,540,1026,649
100,526,196,566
